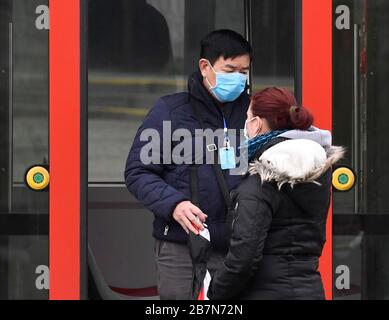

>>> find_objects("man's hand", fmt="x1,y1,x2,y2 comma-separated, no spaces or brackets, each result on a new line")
172,201,208,234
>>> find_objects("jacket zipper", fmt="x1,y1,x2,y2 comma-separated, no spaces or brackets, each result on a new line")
164,225,169,236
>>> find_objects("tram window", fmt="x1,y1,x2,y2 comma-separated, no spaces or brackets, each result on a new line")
88,0,299,299
251,0,295,91
333,0,389,215
0,0,49,299
88,0,244,182
11,0,49,190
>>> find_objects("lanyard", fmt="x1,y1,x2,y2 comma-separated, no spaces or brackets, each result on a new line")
222,113,230,148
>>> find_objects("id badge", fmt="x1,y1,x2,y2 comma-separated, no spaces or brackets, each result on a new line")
219,146,236,170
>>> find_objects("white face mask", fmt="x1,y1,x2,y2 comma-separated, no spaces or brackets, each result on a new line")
243,116,259,140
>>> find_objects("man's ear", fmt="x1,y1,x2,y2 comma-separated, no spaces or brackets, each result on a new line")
199,59,209,78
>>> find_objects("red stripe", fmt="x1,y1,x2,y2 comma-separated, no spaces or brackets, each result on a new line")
49,0,81,300
302,0,333,300
198,288,205,300
110,286,159,297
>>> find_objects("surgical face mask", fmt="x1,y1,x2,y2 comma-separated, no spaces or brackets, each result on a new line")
243,116,259,140
205,62,248,103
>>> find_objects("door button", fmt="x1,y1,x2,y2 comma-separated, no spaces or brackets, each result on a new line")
332,167,355,191
25,165,50,191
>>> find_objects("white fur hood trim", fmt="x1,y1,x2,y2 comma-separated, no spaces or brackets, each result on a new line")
248,139,345,189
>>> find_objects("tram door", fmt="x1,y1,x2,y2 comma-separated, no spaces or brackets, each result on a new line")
86,0,314,300
332,0,389,300
0,0,87,300
87,0,256,299
5,0,389,301
0,0,50,299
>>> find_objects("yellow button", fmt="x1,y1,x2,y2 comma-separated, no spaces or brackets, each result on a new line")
332,167,355,191
26,166,50,191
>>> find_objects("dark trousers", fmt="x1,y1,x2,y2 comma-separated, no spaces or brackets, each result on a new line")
154,239,225,300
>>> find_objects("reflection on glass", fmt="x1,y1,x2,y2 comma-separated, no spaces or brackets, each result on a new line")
0,236,48,299
333,0,389,215
88,0,296,183
12,0,48,184
88,0,245,182
11,0,49,215
332,0,389,301
333,235,362,300
0,0,49,300
251,0,295,91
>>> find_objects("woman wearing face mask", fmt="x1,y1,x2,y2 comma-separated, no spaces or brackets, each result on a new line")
206,87,344,300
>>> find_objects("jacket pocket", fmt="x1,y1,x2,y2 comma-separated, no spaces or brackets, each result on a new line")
155,239,166,257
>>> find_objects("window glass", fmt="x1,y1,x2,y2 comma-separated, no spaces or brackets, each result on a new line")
333,0,389,300
88,0,245,182
251,0,295,92
0,0,49,299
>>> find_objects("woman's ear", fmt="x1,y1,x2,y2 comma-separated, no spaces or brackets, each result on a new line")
257,117,272,135
255,117,263,135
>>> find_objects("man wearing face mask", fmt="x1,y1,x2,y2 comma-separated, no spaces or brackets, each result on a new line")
124,29,252,299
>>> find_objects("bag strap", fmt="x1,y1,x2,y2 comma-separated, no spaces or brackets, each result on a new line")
189,98,232,209
212,157,233,209
189,165,200,207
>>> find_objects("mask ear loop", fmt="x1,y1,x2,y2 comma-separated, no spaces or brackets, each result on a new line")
205,76,216,89
245,116,261,138
254,117,262,136
203,60,217,89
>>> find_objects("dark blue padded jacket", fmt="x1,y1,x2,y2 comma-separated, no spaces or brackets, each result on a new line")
124,71,249,252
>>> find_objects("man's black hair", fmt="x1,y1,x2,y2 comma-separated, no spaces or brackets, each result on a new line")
200,29,253,65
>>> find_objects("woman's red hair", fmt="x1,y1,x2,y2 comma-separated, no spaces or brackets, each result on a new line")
250,87,313,130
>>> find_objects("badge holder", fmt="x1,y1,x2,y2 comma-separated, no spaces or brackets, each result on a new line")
219,138,236,170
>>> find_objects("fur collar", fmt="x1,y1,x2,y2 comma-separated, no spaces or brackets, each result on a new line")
248,139,345,189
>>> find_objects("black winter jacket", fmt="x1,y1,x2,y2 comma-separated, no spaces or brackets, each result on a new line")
207,137,344,300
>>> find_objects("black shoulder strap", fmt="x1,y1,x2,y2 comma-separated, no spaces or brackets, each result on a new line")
189,98,232,209
212,158,233,209
189,165,200,207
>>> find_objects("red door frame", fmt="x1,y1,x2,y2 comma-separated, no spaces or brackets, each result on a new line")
48,0,333,300
302,0,333,300
49,0,83,300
